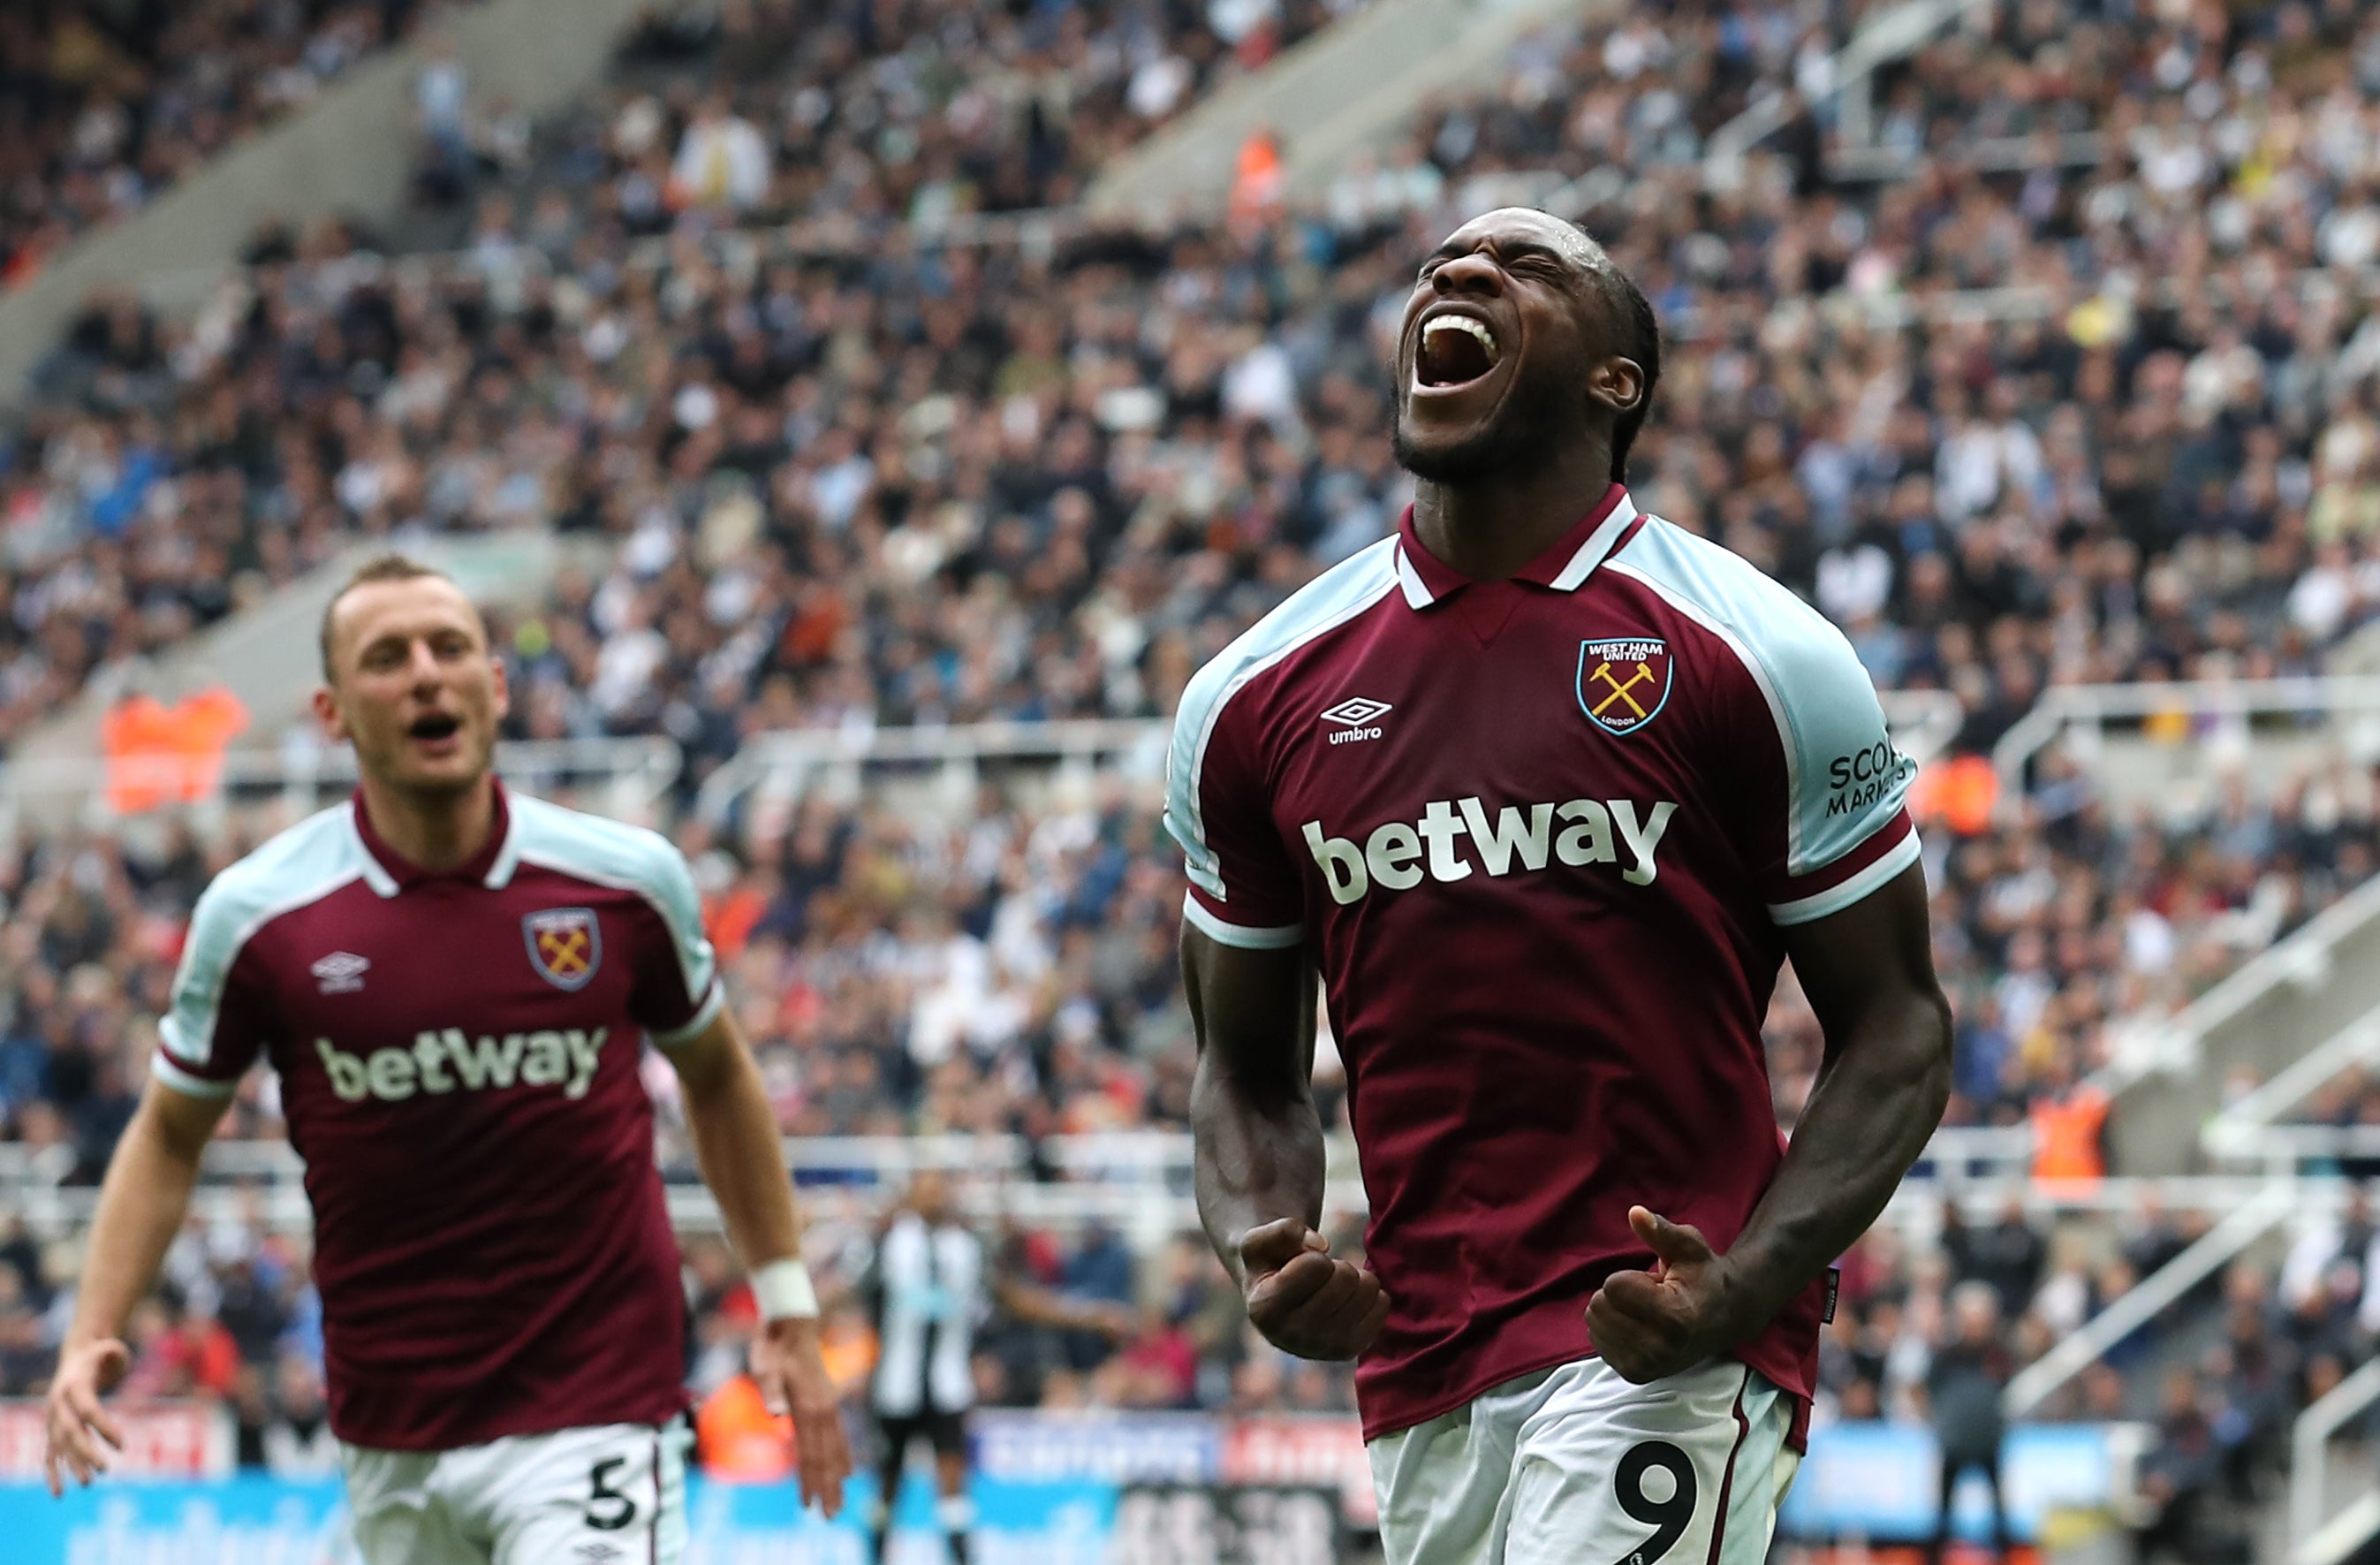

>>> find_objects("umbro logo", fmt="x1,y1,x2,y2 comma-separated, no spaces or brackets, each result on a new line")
1319,697,1391,745
1320,697,1391,726
311,952,369,994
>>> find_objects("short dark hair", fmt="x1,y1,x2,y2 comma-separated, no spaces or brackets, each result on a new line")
319,554,450,680
1569,220,1662,484
1605,268,1661,484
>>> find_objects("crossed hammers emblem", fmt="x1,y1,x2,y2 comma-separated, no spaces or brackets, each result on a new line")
1587,660,1656,720
539,928,592,975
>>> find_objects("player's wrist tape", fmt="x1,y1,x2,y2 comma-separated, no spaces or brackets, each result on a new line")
751,1259,819,1320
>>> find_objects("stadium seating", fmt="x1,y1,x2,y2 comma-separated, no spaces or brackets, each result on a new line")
0,1,461,290
451,0,1375,232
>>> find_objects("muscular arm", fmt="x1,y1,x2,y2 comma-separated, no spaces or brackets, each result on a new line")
665,1008,850,1516
1731,861,1953,1323
1185,929,1322,1280
45,1080,230,1491
669,1008,805,1271
1588,861,1952,1380
1184,926,1385,1359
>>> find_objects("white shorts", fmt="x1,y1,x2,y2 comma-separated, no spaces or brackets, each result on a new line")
1367,1357,1800,1565
339,1416,693,1565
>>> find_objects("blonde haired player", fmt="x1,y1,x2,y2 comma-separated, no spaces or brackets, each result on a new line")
43,557,852,1561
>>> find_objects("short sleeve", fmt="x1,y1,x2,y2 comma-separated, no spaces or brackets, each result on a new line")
624,842,724,1046
1737,615,1921,926
1163,673,1307,950
155,889,277,1098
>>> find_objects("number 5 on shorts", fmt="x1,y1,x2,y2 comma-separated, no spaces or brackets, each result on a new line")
586,1456,640,1531
1611,1440,1697,1565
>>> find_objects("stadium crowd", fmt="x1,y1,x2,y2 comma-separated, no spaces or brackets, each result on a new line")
0,742,2375,1469
1822,1185,2380,1561
0,0,462,292
12,0,2380,759
4,0,2380,1538
462,0,1374,231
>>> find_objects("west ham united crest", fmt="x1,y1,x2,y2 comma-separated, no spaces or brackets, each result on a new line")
523,907,602,991
1576,637,1672,735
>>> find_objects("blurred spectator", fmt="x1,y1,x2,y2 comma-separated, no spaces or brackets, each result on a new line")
413,30,472,206
261,1351,339,1477
2205,1265,2297,1496
1058,1218,1138,1371
669,95,770,213
1946,1195,2048,1320
2278,1183,2380,1332
2029,1056,2113,1183
1923,1281,2013,1565
2135,1367,2224,1565
0,1265,49,1392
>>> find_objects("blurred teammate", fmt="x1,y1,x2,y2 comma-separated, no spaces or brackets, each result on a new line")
42,557,852,1561
1169,209,1953,1562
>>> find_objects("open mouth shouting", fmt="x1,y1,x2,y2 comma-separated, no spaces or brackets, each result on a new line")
407,711,464,755
1415,312,1503,391
1405,304,1517,430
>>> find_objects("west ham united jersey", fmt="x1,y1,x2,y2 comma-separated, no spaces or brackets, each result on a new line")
1164,485,1919,1442
154,781,722,1450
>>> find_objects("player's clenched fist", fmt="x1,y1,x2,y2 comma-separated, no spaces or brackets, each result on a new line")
42,1337,130,1496
1587,1206,1749,1384
1237,1219,1390,1361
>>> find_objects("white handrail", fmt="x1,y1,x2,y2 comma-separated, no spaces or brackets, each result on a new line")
1914,1125,2033,1170
2305,1496,2380,1565
719,718,1168,767
1990,676,2380,813
2202,1004,2380,1169
2207,1007,2380,1134
1882,689,1967,770
0,1177,1269,1239
2002,1181,2296,1418
2103,871,2380,1096
693,694,1967,831
0,1124,2019,1190
1881,1175,2299,1219
3,1172,2336,1238
694,717,1172,827
2292,1355,2380,1563
1702,0,1997,179
0,736,683,824
2217,1126,2380,1161
1827,132,2107,182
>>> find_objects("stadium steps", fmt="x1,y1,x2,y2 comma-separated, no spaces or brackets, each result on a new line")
2110,1292,2230,1422
1,533,603,832
2007,1188,2293,1420
1703,0,1998,179
0,0,659,406
1085,0,1607,220
2105,877,2380,1176
2298,1451,2380,1565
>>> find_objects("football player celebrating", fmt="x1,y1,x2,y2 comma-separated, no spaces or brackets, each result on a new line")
45,558,853,1562
1171,209,1952,1563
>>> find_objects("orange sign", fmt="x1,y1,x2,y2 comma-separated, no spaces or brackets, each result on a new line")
100,688,248,813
